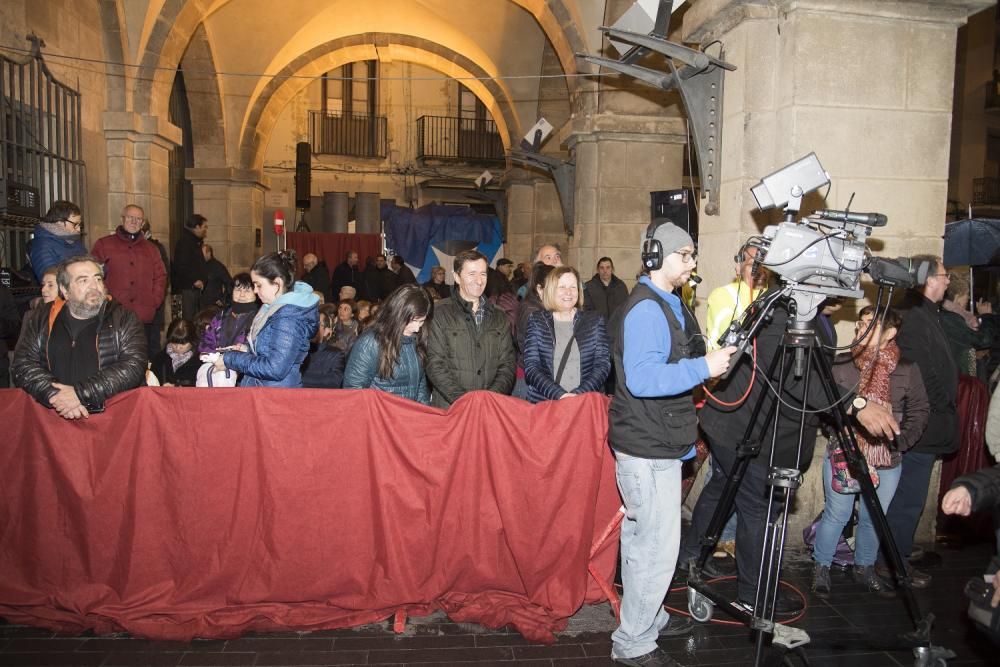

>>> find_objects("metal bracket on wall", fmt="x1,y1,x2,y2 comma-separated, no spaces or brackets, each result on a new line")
577,26,734,216
508,152,576,237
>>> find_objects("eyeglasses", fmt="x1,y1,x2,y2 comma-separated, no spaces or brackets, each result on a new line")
672,250,698,264
122,215,145,224
62,218,83,230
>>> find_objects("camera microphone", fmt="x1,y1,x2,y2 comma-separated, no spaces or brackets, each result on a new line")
816,209,888,227
688,273,702,287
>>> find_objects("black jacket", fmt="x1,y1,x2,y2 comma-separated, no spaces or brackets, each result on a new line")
12,299,147,411
584,274,629,321
425,291,516,408
171,228,207,294
150,348,201,387
302,262,331,300
331,261,361,299
0,286,21,387
896,293,959,454
950,465,1000,512
364,266,398,303
699,292,835,471
202,257,233,308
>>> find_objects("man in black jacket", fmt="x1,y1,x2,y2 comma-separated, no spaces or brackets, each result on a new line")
301,253,331,299
11,255,146,419
331,250,361,300
172,214,209,320
877,255,958,588
0,284,21,388
584,257,629,321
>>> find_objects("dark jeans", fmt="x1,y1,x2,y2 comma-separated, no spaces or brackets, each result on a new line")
181,289,201,321
145,323,161,357
680,442,775,603
884,450,938,561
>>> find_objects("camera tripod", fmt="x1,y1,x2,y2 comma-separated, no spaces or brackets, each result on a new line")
684,289,953,667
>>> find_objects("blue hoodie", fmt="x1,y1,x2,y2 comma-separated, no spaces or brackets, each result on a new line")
223,281,319,387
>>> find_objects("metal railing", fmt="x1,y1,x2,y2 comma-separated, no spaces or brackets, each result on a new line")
309,110,387,158
973,177,1000,206
416,115,505,163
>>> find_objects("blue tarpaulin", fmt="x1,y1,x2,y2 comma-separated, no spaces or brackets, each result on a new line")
381,203,503,283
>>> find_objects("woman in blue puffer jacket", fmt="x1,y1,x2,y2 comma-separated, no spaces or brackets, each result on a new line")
523,265,610,403
215,251,319,387
343,283,433,404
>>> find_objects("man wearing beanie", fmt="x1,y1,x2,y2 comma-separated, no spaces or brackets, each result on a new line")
607,221,737,666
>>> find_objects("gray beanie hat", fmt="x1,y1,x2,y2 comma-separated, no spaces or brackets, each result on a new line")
648,221,694,257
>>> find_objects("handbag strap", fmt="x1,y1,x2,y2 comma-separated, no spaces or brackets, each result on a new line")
554,332,576,386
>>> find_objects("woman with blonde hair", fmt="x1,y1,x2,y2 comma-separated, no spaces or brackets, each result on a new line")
522,266,610,402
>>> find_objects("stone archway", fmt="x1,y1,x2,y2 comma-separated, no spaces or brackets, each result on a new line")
236,34,522,171
123,0,589,125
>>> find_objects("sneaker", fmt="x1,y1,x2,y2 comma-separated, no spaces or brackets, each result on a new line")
703,553,737,578
659,615,695,638
853,565,896,597
613,647,684,666
811,564,831,599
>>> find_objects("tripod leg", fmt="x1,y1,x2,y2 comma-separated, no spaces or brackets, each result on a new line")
694,345,789,572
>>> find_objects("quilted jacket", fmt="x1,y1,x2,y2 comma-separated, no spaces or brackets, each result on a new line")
343,331,429,403
522,309,610,403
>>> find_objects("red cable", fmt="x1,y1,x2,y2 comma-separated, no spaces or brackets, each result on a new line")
703,339,757,408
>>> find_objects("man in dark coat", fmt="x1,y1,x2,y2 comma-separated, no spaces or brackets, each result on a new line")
141,221,170,353
331,250,361,300
201,244,233,309
425,250,515,408
301,253,331,299
390,254,417,285
876,255,958,588
172,214,209,320
364,254,398,303
584,257,629,321
12,255,146,419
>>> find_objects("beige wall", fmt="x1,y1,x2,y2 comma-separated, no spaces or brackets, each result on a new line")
1,0,111,241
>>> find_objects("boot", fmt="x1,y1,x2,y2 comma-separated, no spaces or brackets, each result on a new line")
811,563,831,599
853,565,896,598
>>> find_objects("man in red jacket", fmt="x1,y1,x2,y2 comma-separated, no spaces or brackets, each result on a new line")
91,204,167,349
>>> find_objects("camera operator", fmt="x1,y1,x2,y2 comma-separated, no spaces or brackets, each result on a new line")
679,288,899,615
607,221,736,667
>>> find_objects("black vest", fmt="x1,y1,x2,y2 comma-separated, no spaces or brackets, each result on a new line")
608,282,705,459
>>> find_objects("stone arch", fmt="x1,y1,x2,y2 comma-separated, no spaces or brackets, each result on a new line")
178,23,227,167
98,0,128,111
124,0,589,123
236,34,521,171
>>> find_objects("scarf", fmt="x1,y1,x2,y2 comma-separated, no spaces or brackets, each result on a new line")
852,340,900,468
166,343,194,371
38,221,80,239
231,301,258,314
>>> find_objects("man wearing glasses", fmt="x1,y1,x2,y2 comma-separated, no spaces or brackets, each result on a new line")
91,204,167,352
876,255,959,589
607,221,737,666
29,200,87,281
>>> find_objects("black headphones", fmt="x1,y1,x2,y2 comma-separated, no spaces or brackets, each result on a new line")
641,218,666,271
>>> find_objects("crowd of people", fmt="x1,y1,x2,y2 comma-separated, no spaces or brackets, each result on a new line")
6,200,1000,665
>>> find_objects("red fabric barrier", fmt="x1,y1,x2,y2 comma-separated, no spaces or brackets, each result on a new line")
0,388,620,642
938,374,992,537
286,232,382,274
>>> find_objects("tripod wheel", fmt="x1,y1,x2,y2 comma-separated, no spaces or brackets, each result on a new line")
687,587,714,623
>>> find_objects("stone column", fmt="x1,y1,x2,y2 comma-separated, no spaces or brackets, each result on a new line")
102,112,181,239
567,113,687,284
185,167,269,273
682,0,994,544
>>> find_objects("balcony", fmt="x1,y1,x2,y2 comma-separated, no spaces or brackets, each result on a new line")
973,177,1000,206
416,115,505,164
309,110,387,158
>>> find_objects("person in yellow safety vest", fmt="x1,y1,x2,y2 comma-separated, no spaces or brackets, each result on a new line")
704,245,770,350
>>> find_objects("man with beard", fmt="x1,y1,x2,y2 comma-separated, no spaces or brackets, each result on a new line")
12,256,147,419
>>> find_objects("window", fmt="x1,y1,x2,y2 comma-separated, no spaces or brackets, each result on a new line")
323,61,377,117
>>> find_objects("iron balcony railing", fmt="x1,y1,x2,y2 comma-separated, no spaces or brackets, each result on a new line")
309,110,387,158
416,115,504,163
973,177,1000,206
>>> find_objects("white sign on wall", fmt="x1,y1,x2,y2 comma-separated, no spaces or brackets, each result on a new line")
266,192,289,208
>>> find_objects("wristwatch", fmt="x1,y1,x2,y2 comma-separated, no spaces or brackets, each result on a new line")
851,395,868,412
